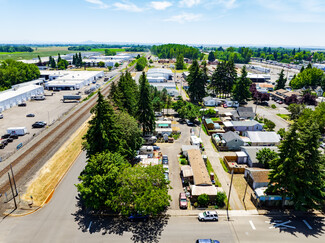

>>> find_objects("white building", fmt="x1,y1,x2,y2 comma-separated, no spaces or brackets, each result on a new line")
147,68,173,80
0,84,44,112
149,82,178,96
40,70,104,90
82,58,121,67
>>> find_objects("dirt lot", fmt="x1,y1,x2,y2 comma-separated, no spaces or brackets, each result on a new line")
232,174,256,210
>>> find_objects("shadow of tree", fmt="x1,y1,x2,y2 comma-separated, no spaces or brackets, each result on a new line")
264,211,325,239
72,198,169,243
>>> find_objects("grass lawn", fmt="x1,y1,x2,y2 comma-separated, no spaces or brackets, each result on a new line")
90,48,125,53
198,118,208,135
277,113,290,121
0,51,24,55
0,46,77,61
211,117,221,122
232,174,256,210
182,87,189,98
206,158,221,187
219,158,230,173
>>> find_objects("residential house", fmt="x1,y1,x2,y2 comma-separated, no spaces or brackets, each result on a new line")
241,146,279,167
203,96,217,106
244,131,281,146
244,168,271,189
231,120,263,132
236,107,255,120
155,120,172,136
220,131,244,151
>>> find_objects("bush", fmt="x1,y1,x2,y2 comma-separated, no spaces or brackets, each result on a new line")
271,104,276,109
215,192,226,208
180,159,188,165
194,202,198,208
198,193,209,207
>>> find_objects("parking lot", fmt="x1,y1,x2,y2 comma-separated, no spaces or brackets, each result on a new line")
0,74,109,162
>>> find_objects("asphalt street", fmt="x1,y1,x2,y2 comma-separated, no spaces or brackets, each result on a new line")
0,151,324,243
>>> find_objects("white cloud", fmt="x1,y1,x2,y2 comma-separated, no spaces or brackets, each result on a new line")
85,0,109,9
179,0,201,8
150,1,173,10
113,1,143,12
165,13,202,23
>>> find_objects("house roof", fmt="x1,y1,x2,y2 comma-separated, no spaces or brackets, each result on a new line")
241,146,279,164
205,118,214,125
246,131,280,144
187,149,212,186
223,121,233,127
221,131,243,143
190,185,221,196
181,165,193,178
237,107,255,118
231,120,261,127
182,145,200,152
247,169,271,183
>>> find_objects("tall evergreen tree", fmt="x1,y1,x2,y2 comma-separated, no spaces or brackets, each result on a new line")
50,57,56,68
78,52,82,66
210,61,227,97
83,91,122,157
232,66,251,103
208,51,216,62
117,71,138,116
275,69,287,90
224,60,237,97
176,53,185,70
137,72,155,136
58,53,62,62
72,55,76,65
187,60,206,103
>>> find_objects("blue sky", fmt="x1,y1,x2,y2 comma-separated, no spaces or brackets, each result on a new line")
1,0,325,47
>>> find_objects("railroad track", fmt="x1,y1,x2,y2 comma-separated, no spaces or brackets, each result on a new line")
0,64,135,198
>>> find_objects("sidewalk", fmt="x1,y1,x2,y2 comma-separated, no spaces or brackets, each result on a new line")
198,127,245,210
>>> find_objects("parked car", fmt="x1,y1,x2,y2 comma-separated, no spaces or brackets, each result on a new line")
18,102,27,107
153,146,160,151
162,155,168,164
1,134,10,139
198,211,219,222
186,119,194,126
6,137,13,143
223,103,228,108
128,213,149,222
32,121,47,128
163,164,169,173
196,239,220,243
0,142,6,149
164,172,169,182
26,113,35,117
1,139,9,146
9,134,18,139
179,193,187,209
0,114,3,119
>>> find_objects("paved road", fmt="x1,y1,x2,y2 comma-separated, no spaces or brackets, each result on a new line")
1,151,324,242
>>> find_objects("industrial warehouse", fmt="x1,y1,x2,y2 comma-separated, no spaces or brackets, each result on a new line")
40,70,104,90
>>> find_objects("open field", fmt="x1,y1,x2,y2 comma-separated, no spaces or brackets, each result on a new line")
0,52,24,55
90,48,125,53
0,46,77,60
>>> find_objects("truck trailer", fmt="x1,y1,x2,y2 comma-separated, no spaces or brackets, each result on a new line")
7,127,28,136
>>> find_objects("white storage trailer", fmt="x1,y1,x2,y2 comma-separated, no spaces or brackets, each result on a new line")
7,127,28,136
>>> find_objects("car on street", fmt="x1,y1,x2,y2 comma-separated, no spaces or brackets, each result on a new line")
163,164,169,173
164,172,169,182
32,121,47,128
153,145,160,151
196,239,220,243
179,193,187,209
162,155,168,164
186,119,194,126
18,102,27,107
223,103,228,108
1,134,10,139
198,211,219,222
9,134,18,139
128,213,149,222
26,113,35,117
0,114,3,119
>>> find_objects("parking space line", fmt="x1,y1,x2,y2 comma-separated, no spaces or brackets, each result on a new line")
249,220,256,230
303,220,313,230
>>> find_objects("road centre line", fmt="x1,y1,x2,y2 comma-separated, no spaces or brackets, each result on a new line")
249,220,256,230
303,220,313,230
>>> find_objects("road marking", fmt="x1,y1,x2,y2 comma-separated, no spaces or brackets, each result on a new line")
88,221,92,232
303,220,313,230
249,220,256,230
269,220,296,229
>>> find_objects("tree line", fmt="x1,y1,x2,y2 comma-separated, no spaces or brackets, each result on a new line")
0,45,33,53
151,44,203,60
68,44,150,52
77,71,171,215
0,59,40,91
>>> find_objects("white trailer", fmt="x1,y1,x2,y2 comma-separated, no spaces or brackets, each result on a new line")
7,127,28,136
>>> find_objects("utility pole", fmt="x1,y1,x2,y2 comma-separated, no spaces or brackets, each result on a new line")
227,169,234,221
8,173,17,209
10,164,18,197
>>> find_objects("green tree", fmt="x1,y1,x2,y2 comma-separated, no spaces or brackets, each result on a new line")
137,72,155,135
288,103,305,120
57,59,69,70
290,67,325,89
152,96,163,112
275,69,287,90
197,194,209,207
277,128,286,139
215,192,226,208
232,66,251,103
166,95,172,115
176,53,185,70
208,51,216,62
117,71,138,116
57,53,61,62
50,57,56,68
187,60,206,103
256,148,279,169
114,62,119,68
97,61,105,67
111,165,171,216
114,111,143,160
178,102,200,122
136,57,147,71
82,91,122,157
76,151,129,210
